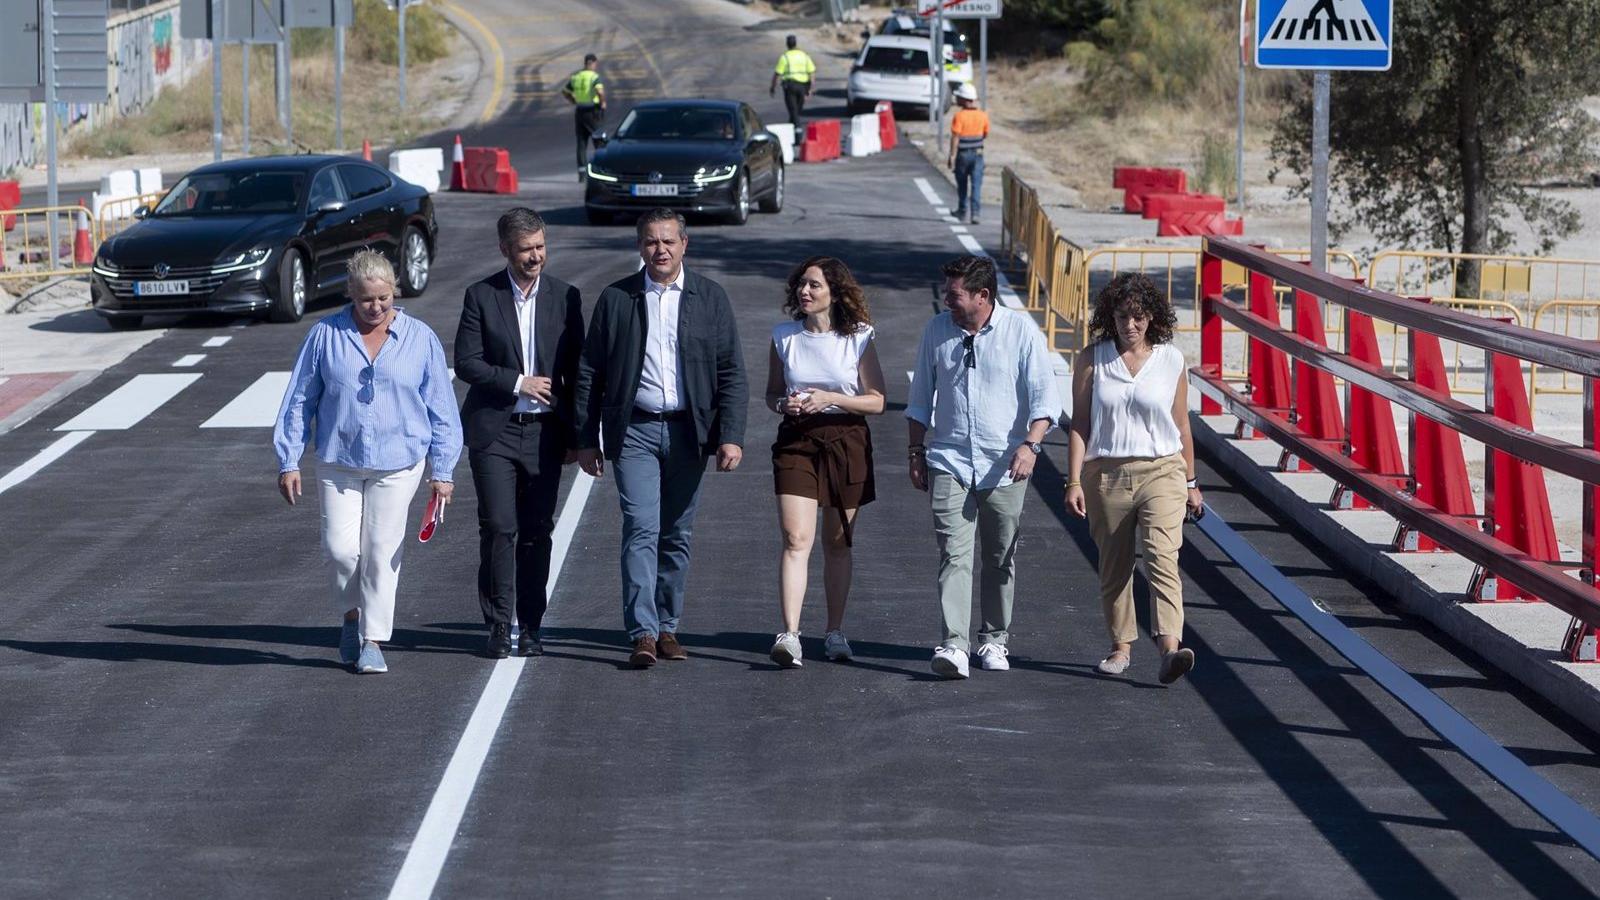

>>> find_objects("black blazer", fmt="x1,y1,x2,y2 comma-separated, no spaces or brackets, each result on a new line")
574,268,747,460
454,269,585,452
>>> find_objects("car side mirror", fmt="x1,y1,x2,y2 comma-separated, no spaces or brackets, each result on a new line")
314,200,345,216
860,29,870,41
591,131,609,149
132,206,149,220
750,131,773,144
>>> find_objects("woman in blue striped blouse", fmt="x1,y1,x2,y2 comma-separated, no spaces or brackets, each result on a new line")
273,250,463,674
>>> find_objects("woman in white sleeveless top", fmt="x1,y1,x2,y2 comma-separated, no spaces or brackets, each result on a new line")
1064,273,1202,684
763,256,886,668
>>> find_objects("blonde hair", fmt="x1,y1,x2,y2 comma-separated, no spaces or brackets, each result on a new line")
347,249,397,292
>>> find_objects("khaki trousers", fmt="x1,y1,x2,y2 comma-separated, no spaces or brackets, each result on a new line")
930,469,1029,653
1083,454,1187,644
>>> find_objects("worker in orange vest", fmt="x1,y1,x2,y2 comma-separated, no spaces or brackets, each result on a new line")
946,83,988,225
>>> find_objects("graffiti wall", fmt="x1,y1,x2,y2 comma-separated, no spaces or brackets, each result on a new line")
0,0,210,177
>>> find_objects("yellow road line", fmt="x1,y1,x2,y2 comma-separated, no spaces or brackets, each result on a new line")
438,0,506,125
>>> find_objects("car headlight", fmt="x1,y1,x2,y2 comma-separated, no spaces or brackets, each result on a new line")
213,247,273,274
694,164,738,185
586,163,620,183
91,253,119,278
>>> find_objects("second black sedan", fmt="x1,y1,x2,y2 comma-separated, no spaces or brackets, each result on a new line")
91,154,438,328
583,99,785,226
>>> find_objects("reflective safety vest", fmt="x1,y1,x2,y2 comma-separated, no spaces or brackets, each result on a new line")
568,69,603,106
774,49,815,83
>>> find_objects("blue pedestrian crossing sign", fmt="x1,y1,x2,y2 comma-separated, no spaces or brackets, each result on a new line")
1255,0,1392,71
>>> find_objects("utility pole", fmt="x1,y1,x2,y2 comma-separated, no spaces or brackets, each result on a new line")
334,25,345,150
43,0,59,256
1310,70,1330,273
398,0,408,112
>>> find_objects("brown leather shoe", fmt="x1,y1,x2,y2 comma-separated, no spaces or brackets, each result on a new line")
658,632,688,661
629,635,657,668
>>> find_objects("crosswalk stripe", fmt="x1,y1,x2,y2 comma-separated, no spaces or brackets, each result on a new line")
200,372,290,429
202,337,232,348
55,374,201,432
0,431,94,495
174,355,206,368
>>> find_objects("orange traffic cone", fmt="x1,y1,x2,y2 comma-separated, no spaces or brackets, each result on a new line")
362,138,372,161
449,135,467,191
72,201,93,266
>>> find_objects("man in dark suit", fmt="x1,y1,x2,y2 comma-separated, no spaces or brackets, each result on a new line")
455,207,585,658
574,208,747,668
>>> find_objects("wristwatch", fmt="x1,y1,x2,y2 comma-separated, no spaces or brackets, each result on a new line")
1024,440,1043,455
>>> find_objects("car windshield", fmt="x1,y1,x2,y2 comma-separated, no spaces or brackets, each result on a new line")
616,107,738,141
150,170,307,216
861,46,931,72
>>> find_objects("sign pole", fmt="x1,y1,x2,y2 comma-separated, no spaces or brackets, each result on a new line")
242,43,251,154
979,17,987,107
398,0,407,112
283,2,293,146
334,24,345,150
1235,0,1246,211
43,0,59,256
1310,69,1329,273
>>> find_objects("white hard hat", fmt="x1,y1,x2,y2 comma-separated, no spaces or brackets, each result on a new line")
953,83,978,102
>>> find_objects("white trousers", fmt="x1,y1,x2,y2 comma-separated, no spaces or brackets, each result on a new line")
318,460,426,642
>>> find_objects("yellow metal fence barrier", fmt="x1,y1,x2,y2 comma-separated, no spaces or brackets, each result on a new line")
96,191,165,243
0,204,96,285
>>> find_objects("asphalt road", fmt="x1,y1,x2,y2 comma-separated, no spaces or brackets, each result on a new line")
5,1,1600,897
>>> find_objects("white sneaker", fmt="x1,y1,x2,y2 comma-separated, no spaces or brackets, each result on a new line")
975,642,1010,671
824,630,853,661
770,632,803,668
931,645,969,679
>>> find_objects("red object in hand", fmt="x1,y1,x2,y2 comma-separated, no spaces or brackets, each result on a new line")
418,493,443,542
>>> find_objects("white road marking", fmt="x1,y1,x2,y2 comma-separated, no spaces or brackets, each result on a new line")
201,372,291,429
387,472,596,900
0,376,9,389
173,354,206,368
55,374,201,431
202,336,232,348
914,177,943,206
957,234,985,256
951,226,970,235
0,431,94,496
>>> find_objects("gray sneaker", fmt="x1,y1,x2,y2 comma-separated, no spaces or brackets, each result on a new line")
357,641,388,674
339,617,360,665
770,632,803,668
823,630,853,661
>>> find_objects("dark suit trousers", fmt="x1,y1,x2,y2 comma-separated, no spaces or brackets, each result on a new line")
470,417,565,630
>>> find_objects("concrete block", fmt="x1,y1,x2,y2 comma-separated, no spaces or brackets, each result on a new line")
100,169,138,199
767,124,795,165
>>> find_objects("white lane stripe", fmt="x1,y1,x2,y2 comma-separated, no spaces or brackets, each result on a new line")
957,234,985,256
914,176,943,205
0,376,9,389
55,374,201,431
173,354,206,368
201,372,291,429
388,472,596,900
1197,510,1600,861
951,226,970,235
202,336,232,348
0,431,93,495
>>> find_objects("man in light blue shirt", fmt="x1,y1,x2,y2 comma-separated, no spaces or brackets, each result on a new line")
906,255,1060,680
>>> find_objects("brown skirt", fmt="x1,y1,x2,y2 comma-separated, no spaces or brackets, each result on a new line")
772,413,876,515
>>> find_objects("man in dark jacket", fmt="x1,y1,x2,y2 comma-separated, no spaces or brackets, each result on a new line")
574,208,747,668
455,207,585,659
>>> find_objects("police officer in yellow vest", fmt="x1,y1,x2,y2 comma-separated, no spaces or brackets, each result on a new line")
563,53,607,181
768,35,815,130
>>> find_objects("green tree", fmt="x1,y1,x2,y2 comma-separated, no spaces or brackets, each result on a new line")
1270,0,1600,255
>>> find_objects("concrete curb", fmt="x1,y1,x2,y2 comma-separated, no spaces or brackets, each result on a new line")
1192,412,1600,736
0,370,97,436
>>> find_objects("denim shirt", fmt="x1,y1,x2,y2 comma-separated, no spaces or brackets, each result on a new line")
274,307,463,481
905,305,1061,490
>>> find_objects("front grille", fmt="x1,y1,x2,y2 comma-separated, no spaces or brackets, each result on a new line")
611,171,706,185
105,272,231,299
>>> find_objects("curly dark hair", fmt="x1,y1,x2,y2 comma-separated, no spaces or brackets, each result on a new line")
1088,272,1177,347
783,256,872,336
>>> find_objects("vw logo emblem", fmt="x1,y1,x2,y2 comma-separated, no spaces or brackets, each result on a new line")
154,263,170,279
647,171,663,184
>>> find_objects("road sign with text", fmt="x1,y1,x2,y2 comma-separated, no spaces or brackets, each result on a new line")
0,0,109,103
917,0,1001,20
1255,0,1391,71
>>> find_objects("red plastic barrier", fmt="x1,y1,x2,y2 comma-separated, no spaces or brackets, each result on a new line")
1396,325,1477,552
1142,192,1225,221
1281,287,1344,473
1333,311,1406,510
1156,211,1243,236
0,180,18,231
1238,271,1291,440
800,119,841,162
876,103,897,152
460,146,519,194
1121,168,1186,213
1471,351,1560,601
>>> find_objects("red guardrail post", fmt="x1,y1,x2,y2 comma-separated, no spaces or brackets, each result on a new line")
1281,288,1344,472
1395,326,1478,552
1332,310,1406,510
1471,350,1560,601
1199,249,1222,415
1240,270,1291,439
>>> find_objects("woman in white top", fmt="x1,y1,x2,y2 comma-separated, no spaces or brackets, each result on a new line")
764,256,886,668
1064,273,1203,684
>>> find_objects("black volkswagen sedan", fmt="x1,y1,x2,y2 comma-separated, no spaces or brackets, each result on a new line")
583,99,785,226
91,154,438,328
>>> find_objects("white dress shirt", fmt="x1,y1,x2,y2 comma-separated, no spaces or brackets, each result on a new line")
509,270,551,415
905,305,1062,490
634,268,685,412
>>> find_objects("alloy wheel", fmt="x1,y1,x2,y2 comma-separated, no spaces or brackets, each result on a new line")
406,230,430,291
